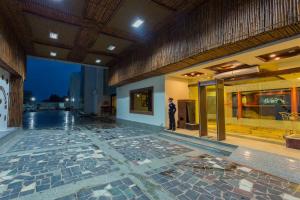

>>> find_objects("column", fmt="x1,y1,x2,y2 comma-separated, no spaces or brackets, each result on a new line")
8,75,23,127
198,83,207,136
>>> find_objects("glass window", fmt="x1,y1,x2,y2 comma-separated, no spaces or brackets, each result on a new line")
130,87,153,115
231,89,292,120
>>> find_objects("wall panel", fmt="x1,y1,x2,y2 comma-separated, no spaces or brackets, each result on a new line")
109,0,300,86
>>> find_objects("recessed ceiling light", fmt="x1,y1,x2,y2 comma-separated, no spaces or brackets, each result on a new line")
50,52,57,57
274,57,281,61
49,32,58,40
107,45,116,51
132,18,144,28
269,54,276,58
95,59,101,64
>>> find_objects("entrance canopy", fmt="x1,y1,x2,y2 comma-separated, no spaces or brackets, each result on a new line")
0,0,201,67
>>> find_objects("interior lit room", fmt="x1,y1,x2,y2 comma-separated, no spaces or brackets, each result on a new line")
166,36,300,148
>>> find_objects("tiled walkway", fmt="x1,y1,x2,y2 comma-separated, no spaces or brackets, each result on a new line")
0,122,299,199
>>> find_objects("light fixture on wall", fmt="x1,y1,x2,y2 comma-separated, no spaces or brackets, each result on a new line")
95,59,101,64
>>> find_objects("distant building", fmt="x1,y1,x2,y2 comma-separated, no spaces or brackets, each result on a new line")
69,71,83,110
81,66,115,115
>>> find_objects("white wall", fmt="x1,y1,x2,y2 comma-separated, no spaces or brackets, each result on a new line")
0,67,10,130
165,77,189,127
117,76,165,127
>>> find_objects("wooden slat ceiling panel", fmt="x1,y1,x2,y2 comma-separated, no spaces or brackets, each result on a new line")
151,0,187,11
1,0,202,67
85,0,122,24
26,13,79,46
0,0,33,53
24,0,85,17
68,0,123,63
107,0,173,35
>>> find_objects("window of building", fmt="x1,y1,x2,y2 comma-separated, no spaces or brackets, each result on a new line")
130,87,153,115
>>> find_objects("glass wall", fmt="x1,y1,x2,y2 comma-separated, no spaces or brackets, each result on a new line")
224,79,300,143
231,89,291,120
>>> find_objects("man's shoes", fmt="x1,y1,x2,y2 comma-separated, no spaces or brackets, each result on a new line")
172,129,176,131
167,128,172,130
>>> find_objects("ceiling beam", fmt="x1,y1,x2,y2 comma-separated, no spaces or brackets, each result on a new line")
68,0,125,62
32,39,119,58
150,0,177,12
18,0,142,43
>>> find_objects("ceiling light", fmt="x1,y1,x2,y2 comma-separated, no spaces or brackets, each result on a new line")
269,54,276,58
50,52,57,57
107,45,116,51
49,32,58,40
132,18,144,28
95,59,101,64
274,57,281,61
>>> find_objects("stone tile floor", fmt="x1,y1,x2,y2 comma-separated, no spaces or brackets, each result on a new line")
7,130,91,152
56,178,150,200
109,136,193,164
146,154,300,200
0,122,299,200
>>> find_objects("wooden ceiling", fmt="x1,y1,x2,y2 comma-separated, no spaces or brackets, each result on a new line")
0,0,200,67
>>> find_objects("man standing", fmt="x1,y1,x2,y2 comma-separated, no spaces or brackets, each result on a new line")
168,97,176,131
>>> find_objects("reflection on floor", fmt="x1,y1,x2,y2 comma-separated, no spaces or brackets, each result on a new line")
208,123,285,144
0,112,299,199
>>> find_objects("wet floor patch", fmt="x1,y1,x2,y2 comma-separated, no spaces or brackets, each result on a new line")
145,154,300,200
55,178,150,200
109,136,193,164
7,130,91,152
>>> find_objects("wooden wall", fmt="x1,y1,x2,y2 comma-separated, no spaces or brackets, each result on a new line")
0,13,26,127
109,0,300,86
8,76,24,127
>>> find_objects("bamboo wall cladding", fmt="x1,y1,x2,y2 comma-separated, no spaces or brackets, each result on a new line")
8,75,23,127
109,0,300,86
0,13,25,127
0,14,26,78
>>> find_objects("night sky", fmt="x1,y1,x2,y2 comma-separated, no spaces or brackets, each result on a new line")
24,57,81,101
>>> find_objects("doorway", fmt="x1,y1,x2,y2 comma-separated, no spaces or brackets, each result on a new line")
198,79,225,141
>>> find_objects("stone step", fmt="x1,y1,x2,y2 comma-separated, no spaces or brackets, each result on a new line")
159,130,237,157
